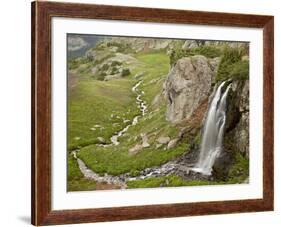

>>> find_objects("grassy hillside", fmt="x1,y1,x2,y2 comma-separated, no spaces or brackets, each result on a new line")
70,51,187,176
68,78,139,150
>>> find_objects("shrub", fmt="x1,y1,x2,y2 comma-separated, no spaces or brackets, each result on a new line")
100,63,109,71
68,57,92,70
96,72,107,80
194,45,222,58
110,66,118,75
106,42,134,53
229,60,249,80
111,61,122,67
216,47,249,81
68,59,80,70
121,68,131,77
169,45,222,66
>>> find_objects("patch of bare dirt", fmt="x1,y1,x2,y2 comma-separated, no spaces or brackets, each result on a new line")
95,182,123,190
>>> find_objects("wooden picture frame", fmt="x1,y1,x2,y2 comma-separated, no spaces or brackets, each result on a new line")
31,1,274,225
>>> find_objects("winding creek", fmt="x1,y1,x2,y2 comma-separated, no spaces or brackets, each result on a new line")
72,148,194,189
109,81,146,146
72,80,184,188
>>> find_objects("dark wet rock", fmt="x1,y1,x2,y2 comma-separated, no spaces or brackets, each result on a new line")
181,169,211,181
224,80,249,157
212,152,234,181
175,148,199,166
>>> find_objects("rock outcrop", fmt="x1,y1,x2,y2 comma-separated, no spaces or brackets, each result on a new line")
156,136,170,145
108,37,172,53
224,80,249,157
164,55,216,123
182,40,199,50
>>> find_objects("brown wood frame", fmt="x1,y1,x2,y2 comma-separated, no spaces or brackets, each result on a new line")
31,1,274,226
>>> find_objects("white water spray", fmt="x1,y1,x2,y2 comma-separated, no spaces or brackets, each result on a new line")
192,82,231,175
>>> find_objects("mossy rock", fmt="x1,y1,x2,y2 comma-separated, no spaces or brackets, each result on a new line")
227,153,249,182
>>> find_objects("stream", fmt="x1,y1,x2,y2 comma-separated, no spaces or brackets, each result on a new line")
72,149,197,189
73,80,176,188
109,81,146,146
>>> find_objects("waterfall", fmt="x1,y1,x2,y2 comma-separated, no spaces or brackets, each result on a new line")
192,81,231,175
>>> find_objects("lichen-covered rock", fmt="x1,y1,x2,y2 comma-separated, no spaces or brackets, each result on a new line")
156,136,170,145
164,55,216,123
208,57,221,79
128,144,142,155
182,40,199,50
97,137,106,144
140,133,150,148
167,138,179,149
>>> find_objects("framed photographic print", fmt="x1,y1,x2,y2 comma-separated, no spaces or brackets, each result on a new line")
31,1,274,226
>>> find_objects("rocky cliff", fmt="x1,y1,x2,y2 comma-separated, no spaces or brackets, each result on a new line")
102,37,172,53
163,46,249,180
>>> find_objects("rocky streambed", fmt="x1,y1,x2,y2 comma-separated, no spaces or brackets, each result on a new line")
72,147,210,189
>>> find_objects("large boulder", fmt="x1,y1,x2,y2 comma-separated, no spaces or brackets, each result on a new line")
164,55,216,123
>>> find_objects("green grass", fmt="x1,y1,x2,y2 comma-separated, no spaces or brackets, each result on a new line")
227,153,249,183
132,52,170,105
78,142,188,176
127,175,222,188
68,78,139,150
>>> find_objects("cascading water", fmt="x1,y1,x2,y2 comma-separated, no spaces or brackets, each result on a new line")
192,81,232,175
